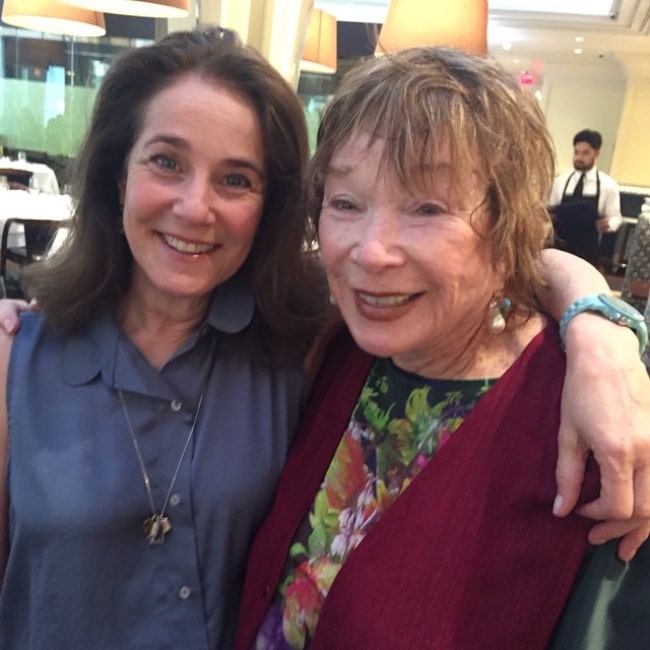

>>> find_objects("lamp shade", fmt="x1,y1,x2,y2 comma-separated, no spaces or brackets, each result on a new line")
301,8,337,74
1,0,106,37
376,0,488,56
64,0,191,18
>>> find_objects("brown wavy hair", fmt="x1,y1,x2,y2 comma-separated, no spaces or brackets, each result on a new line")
307,47,555,312
26,28,326,357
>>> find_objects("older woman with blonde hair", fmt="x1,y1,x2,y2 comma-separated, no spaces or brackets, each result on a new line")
237,47,650,650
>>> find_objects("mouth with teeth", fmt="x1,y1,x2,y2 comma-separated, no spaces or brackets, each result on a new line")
162,234,217,255
357,292,419,307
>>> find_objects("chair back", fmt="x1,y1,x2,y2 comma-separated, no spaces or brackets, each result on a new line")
0,218,62,279
0,168,33,190
621,213,650,312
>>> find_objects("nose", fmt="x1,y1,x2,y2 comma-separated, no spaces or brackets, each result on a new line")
350,210,404,271
173,175,214,224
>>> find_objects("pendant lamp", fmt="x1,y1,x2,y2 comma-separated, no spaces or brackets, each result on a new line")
300,8,337,74
63,0,191,18
376,0,488,56
1,0,106,37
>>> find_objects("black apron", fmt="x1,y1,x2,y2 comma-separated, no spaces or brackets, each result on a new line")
553,171,601,265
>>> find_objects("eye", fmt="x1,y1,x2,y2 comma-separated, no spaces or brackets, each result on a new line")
223,173,252,188
331,198,356,211
417,202,445,216
149,153,178,171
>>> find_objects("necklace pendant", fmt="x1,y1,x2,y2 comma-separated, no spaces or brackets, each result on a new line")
144,514,172,545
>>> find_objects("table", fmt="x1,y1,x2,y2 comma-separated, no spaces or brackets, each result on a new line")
0,157,61,194
0,190,73,249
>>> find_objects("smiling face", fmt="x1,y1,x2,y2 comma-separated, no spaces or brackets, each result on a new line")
318,133,504,377
121,75,264,312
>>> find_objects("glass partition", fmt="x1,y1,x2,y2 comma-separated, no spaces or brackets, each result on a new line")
0,12,155,187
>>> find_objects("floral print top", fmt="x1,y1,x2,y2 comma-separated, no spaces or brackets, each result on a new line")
253,357,494,649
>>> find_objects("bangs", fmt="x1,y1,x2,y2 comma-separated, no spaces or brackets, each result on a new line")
314,56,493,202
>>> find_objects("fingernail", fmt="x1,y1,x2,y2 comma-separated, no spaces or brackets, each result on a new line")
3,319,15,333
553,495,563,515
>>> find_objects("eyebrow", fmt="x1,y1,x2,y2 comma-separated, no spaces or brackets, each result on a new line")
328,160,453,174
142,134,264,179
326,164,353,178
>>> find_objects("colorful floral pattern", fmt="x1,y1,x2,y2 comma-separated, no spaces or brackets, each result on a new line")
253,358,492,649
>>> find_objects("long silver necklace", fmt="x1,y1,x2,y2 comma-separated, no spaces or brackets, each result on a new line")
117,379,209,546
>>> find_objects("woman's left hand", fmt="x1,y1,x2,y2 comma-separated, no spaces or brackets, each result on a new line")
554,314,650,561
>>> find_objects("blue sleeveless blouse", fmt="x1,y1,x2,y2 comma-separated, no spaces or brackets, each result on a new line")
0,276,307,650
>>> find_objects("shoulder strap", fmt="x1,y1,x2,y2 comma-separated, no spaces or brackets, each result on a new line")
562,171,576,196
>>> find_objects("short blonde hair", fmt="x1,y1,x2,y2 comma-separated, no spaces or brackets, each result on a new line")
309,47,555,310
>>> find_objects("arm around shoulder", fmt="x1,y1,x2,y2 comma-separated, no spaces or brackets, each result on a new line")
0,330,13,584
536,248,650,560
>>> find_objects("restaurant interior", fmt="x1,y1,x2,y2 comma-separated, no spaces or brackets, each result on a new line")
0,0,649,347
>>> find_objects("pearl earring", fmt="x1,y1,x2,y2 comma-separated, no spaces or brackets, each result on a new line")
487,296,512,334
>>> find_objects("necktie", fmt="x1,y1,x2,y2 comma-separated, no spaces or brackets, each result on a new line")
573,172,585,199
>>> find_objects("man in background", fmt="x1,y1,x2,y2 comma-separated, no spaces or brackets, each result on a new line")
549,129,622,267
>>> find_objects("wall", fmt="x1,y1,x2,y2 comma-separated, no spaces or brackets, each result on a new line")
611,79,650,185
610,54,650,186
541,59,627,176
540,54,650,189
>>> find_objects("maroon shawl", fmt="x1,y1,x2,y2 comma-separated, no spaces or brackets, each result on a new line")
236,326,599,650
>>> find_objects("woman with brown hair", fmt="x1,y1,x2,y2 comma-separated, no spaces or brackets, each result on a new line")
0,29,324,650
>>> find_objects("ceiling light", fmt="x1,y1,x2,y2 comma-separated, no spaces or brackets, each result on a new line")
1,0,106,37
376,0,488,56
490,0,615,16
502,42,512,51
300,8,337,74
64,0,190,18
575,36,585,42
574,48,583,54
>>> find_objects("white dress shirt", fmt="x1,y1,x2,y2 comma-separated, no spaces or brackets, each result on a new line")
549,167,623,231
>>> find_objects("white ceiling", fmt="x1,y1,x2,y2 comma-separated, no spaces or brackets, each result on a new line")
316,0,650,84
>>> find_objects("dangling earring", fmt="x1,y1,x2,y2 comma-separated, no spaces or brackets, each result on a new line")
487,295,512,334
328,293,337,306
